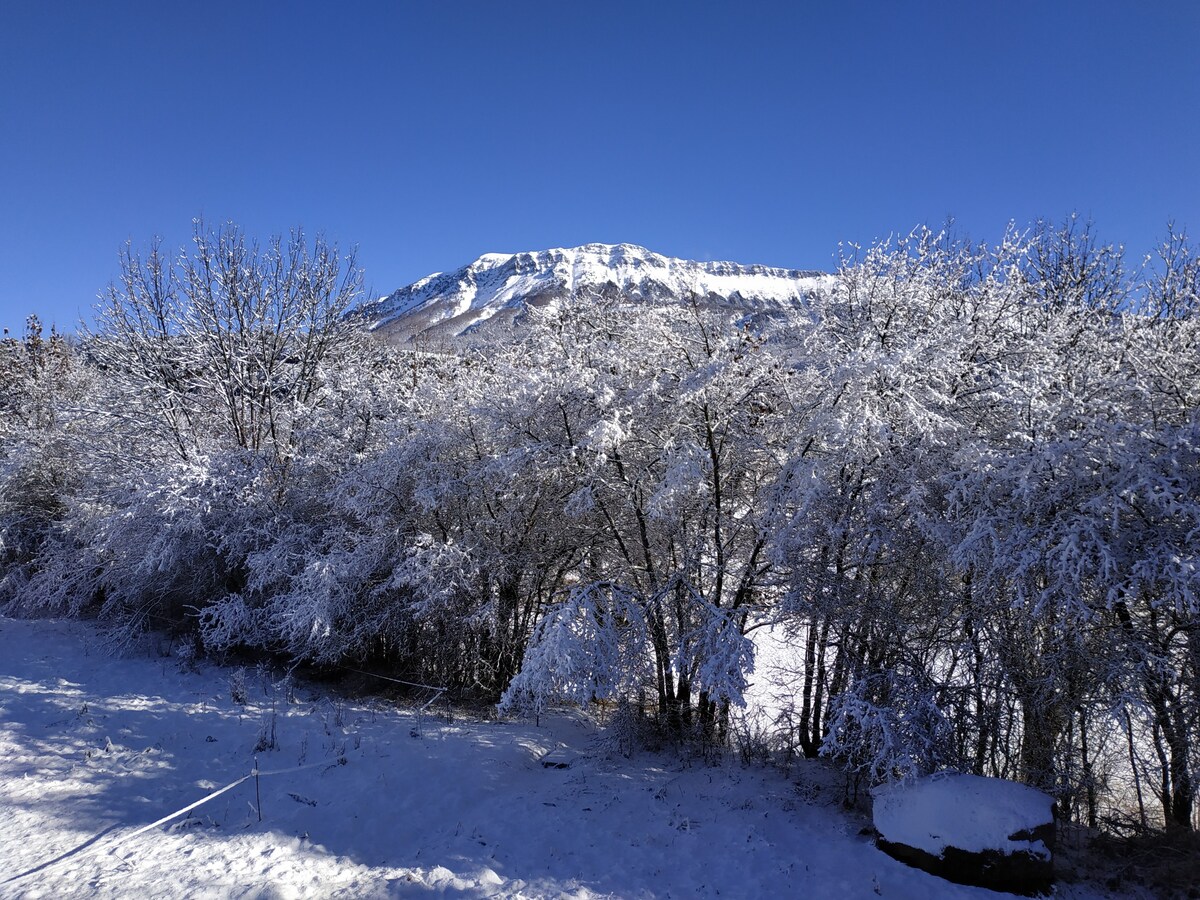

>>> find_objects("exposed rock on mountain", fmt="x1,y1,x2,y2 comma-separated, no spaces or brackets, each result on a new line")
356,243,827,343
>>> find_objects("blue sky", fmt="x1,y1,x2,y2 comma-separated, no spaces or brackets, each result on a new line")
2,1,1197,335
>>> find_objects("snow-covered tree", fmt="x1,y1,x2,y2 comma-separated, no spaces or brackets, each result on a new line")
4,218,1195,833
0,316,93,605
498,294,790,735
13,222,370,640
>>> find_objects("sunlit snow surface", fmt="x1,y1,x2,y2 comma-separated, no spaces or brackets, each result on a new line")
0,617,1106,899
873,774,1055,860
357,243,831,341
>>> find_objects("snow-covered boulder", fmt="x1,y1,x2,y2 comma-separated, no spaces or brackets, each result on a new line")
872,773,1055,896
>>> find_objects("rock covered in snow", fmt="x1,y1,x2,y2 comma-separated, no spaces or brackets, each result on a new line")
354,242,828,343
872,772,1056,896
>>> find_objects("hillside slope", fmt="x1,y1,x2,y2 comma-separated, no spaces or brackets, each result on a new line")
356,243,828,343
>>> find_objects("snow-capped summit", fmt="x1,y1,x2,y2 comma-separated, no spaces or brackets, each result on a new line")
356,243,827,342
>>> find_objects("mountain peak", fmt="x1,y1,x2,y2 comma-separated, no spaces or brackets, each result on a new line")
357,243,826,343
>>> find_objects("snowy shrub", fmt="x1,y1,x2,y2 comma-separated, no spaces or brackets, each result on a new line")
821,671,956,789
198,593,257,652
727,707,775,766
499,582,650,718
0,321,92,609
685,601,755,709
597,696,664,757
229,668,249,705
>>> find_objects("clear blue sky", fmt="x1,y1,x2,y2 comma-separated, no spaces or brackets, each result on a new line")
2,1,1197,335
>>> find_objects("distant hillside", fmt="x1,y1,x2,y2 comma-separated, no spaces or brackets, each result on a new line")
354,243,828,343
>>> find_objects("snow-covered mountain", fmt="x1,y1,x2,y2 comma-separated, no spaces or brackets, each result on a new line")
356,243,827,342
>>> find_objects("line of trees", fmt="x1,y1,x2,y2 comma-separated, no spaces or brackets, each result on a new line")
1,218,1196,832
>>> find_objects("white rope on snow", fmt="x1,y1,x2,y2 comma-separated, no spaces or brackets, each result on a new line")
335,663,446,694
334,663,447,736
4,666,448,885
1,758,332,886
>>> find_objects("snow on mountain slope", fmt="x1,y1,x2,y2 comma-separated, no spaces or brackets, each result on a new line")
356,243,828,342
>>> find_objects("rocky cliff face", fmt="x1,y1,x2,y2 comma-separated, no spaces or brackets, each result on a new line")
355,243,827,343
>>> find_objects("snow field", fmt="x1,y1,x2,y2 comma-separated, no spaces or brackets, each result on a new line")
0,617,1107,899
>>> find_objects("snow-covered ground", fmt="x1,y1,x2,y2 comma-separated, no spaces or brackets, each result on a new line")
0,617,1109,899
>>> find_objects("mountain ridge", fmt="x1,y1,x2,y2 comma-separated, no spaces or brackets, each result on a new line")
356,243,828,342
